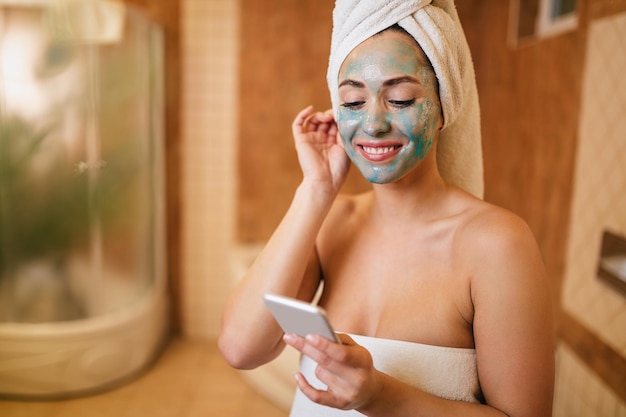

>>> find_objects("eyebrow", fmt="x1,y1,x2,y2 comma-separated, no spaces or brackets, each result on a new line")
383,76,420,87
338,76,420,89
338,79,364,88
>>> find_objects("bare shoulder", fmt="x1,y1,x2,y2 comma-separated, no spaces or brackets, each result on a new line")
452,195,550,312
454,197,543,273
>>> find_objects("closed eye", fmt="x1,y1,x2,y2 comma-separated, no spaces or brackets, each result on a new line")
340,101,366,109
389,99,416,108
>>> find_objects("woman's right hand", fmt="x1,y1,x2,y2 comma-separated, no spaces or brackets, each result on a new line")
292,106,351,194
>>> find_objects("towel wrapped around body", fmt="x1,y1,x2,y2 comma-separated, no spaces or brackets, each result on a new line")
289,334,483,416
327,0,484,198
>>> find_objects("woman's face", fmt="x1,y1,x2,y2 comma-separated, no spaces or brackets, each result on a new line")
336,30,443,184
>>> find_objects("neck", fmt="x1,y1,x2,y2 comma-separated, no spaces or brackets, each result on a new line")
369,157,451,225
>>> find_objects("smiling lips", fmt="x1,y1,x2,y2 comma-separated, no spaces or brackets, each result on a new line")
357,143,403,161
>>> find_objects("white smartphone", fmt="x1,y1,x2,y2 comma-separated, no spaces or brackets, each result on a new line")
263,293,341,343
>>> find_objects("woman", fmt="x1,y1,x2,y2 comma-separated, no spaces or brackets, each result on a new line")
219,1,554,416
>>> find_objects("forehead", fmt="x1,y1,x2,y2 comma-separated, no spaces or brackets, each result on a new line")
339,30,431,81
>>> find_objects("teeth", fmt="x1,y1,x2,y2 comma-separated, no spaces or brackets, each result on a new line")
362,146,397,155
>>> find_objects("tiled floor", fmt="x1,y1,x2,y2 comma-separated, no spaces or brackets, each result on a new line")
0,338,288,417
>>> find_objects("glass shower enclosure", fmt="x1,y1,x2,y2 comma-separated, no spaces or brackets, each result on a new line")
0,0,168,398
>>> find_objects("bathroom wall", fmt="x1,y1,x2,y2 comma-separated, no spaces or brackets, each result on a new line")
563,9,626,355
459,1,626,412
236,0,369,242
553,10,626,416
457,0,584,312
180,0,239,337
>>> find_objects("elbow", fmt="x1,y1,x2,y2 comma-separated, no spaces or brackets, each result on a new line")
218,333,256,370
218,331,281,370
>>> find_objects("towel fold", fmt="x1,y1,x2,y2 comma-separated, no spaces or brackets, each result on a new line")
289,334,482,416
327,0,484,198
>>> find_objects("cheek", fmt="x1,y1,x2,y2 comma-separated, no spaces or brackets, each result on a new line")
336,109,361,145
398,102,439,150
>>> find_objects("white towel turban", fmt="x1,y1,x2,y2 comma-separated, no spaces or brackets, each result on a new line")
327,0,484,198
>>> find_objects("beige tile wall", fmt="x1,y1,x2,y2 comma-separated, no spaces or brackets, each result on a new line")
181,0,239,339
555,11,626,416
561,10,626,357
554,344,626,417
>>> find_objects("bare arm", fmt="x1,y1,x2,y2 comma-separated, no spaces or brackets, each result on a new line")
470,213,555,417
218,107,350,369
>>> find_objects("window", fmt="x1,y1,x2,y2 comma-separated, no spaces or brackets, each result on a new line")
508,0,579,47
536,0,579,38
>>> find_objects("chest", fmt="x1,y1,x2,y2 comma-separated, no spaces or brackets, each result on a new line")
317,225,475,347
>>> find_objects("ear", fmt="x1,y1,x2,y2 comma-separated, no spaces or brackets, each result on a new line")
437,109,444,131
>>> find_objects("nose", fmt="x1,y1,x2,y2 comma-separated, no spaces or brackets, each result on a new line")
362,101,391,137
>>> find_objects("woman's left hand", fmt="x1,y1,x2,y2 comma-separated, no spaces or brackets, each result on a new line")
283,332,384,411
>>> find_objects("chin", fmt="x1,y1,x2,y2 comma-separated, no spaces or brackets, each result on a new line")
360,171,399,184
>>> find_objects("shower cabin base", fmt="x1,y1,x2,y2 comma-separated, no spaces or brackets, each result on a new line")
0,284,169,399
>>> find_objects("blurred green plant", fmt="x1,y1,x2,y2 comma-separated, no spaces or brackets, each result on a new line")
0,119,85,269
0,116,135,277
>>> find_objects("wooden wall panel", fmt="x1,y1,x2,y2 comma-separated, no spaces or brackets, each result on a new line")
589,0,626,18
237,0,368,243
559,310,626,400
457,0,584,308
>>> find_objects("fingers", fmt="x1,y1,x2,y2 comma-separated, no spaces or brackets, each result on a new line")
292,105,315,136
292,106,336,136
304,333,359,365
284,333,371,387
285,333,376,410
294,372,340,408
